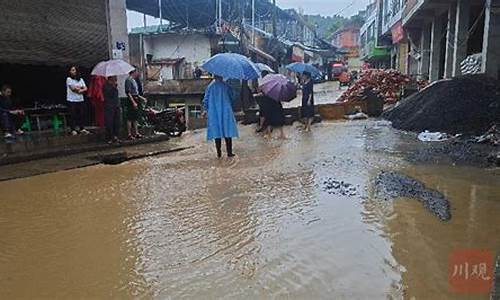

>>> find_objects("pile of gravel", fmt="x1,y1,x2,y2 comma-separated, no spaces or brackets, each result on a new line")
383,74,500,135
375,171,451,221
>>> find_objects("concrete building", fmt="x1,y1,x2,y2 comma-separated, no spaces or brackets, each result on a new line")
380,0,409,73
128,29,223,130
403,0,500,81
282,10,317,47
332,27,361,49
0,0,129,105
129,30,220,81
331,26,362,70
360,1,391,68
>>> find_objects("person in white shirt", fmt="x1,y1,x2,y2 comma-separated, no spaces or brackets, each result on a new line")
66,66,89,135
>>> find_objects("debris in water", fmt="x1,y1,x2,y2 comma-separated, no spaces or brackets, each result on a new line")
476,124,500,146
417,131,451,142
323,178,357,197
99,152,128,165
374,171,451,221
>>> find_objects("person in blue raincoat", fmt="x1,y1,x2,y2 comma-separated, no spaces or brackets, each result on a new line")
202,75,239,158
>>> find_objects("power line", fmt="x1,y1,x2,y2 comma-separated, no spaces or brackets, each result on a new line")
332,0,359,17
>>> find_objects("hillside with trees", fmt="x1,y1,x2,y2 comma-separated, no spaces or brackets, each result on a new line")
305,12,366,40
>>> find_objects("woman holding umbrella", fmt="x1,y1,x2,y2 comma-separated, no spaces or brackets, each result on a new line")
264,97,285,139
91,59,136,142
255,72,288,139
202,75,239,158
201,53,260,158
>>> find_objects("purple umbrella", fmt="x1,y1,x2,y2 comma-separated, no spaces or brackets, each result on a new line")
259,74,297,102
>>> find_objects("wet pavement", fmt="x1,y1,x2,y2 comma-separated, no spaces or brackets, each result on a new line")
0,120,499,299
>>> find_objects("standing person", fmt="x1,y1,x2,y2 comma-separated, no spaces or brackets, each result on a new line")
193,66,203,79
125,68,147,140
254,71,285,139
202,75,239,158
87,75,106,127
0,85,24,139
338,69,350,90
240,80,255,112
264,99,285,139
255,70,270,133
103,76,121,144
66,66,89,135
301,71,315,132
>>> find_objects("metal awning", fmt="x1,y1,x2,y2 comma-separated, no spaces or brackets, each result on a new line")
150,57,185,65
248,45,277,63
126,0,293,29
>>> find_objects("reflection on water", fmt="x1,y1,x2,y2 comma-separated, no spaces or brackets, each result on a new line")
0,122,498,299
381,165,500,300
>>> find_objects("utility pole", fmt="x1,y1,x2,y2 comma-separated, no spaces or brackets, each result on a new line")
185,3,189,28
272,0,277,37
219,0,223,27
158,0,163,27
252,0,255,45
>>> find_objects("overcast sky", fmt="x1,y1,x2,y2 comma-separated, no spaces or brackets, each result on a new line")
127,0,370,29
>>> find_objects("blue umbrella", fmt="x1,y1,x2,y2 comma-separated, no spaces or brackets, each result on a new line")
286,62,321,78
202,53,260,80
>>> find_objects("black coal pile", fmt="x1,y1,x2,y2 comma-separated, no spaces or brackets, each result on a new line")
375,171,451,221
383,74,500,135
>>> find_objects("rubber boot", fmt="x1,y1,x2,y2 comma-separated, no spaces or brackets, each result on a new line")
225,138,235,157
215,138,222,158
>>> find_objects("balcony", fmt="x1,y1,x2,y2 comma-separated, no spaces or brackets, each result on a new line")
382,10,403,36
402,0,452,26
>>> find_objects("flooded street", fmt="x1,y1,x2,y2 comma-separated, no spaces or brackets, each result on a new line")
1,121,499,299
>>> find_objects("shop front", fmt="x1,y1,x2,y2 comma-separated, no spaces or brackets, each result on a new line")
0,0,124,132
361,41,391,69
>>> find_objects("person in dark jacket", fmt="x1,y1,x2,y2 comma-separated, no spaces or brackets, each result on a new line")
125,68,147,139
301,71,315,132
0,85,24,139
264,99,285,139
103,76,121,143
254,72,285,139
255,70,270,133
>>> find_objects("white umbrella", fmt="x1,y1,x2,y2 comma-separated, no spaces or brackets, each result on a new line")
91,59,135,77
255,63,275,74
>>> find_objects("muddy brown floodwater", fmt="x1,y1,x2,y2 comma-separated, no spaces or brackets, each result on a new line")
0,120,499,299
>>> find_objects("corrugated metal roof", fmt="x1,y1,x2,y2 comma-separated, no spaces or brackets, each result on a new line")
0,0,109,67
126,0,293,29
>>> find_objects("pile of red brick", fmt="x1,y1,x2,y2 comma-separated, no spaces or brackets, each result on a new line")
338,69,411,103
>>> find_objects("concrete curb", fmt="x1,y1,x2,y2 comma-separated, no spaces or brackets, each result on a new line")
0,135,171,166
0,145,192,182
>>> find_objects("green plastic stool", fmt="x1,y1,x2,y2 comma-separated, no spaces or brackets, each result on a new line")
52,115,63,133
21,116,32,132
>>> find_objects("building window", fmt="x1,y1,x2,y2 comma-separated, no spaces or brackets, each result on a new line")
188,105,202,119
